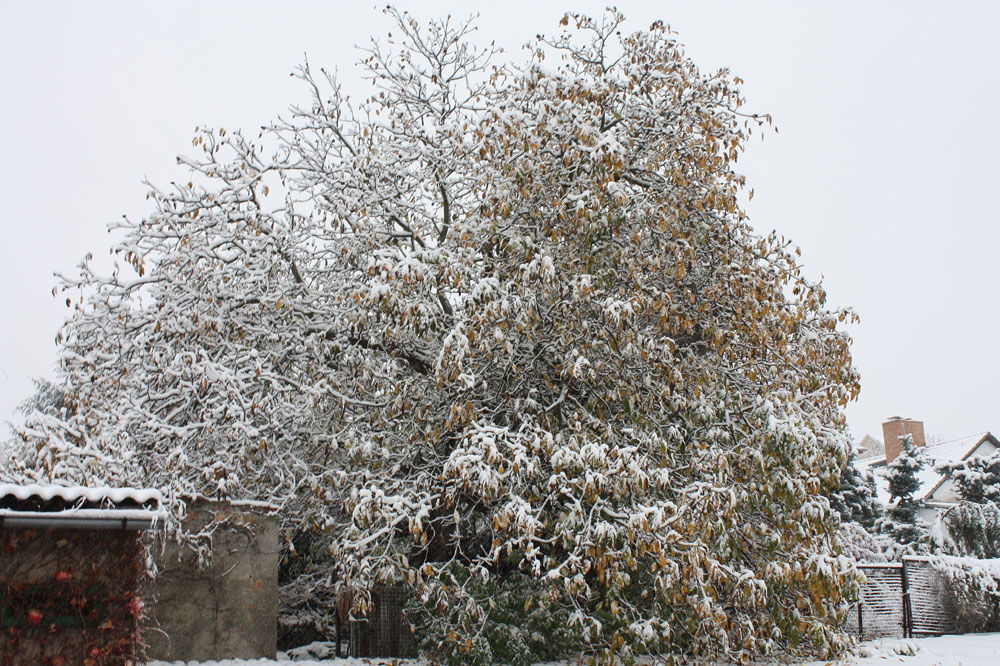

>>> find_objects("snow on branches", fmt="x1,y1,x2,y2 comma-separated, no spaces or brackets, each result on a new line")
7,8,861,664
877,434,930,553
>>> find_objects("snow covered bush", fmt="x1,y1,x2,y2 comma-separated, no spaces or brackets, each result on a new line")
409,567,586,666
930,555,1000,632
943,501,1000,559
836,522,893,563
5,7,861,664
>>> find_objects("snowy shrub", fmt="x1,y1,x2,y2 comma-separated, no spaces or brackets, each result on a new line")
836,522,893,563
410,566,602,666
930,555,1000,632
943,502,1000,559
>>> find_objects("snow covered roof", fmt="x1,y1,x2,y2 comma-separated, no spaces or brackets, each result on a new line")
868,432,998,506
855,433,884,459
0,483,162,506
909,432,996,500
0,483,165,530
857,454,886,469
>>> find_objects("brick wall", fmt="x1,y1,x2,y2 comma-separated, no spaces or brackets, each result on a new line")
882,417,925,463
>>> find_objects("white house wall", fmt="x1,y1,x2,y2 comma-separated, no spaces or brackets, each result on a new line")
925,437,997,504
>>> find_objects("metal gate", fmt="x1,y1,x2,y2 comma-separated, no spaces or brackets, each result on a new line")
845,557,955,639
349,585,415,658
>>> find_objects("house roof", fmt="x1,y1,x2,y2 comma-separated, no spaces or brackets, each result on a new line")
855,433,884,458
918,432,996,500
867,432,997,505
0,483,165,529
857,453,886,469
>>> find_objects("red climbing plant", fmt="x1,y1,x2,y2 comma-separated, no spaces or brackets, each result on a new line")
0,528,148,666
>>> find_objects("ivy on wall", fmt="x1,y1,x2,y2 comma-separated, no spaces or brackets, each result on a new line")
0,528,147,666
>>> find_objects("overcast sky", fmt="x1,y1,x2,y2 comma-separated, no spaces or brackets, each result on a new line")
1,1,998,445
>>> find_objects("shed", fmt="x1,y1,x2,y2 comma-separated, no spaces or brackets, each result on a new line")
0,483,164,666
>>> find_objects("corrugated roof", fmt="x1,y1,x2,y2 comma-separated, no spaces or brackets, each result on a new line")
0,483,162,508
0,484,166,527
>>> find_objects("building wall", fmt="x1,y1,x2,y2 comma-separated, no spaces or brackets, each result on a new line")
927,438,999,504
146,500,279,662
0,527,143,665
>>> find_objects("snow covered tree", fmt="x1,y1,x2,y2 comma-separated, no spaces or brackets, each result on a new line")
830,451,882,530
939,450,1000,557
836,522,893,562
5,8,861,664
877,434,928,551
943,501,1000,559
943,449,1000,505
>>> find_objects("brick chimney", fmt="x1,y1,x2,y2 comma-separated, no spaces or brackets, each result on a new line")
882,416,926,463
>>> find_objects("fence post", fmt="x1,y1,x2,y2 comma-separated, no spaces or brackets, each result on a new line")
858,595,864,638
901,558,912,639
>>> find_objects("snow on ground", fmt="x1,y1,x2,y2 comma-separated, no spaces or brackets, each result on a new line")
804,634,1000,666
149,661,416,666
150,632,1000,666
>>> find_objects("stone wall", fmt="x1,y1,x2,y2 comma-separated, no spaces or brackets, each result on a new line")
146,500,279,661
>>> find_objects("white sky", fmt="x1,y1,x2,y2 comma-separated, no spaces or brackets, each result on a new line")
1,1,998,444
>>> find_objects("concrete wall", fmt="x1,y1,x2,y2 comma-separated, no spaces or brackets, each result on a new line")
146,500,279,661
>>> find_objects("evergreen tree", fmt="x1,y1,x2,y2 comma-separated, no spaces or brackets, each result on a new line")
941,449,1000,557
943,449,1000,505
830,450,882,530
877,434,928,550
943,501,1000,558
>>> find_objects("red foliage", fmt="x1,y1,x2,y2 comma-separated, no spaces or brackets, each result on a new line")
0,527,149,666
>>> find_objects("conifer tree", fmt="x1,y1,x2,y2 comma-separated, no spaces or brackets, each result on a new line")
944,449,1000,505
830,451,882,530
878,434,928,550
941,449,1000,557
943,501,1000,558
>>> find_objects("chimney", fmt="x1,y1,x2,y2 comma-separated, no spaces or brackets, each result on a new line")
882,416,926,463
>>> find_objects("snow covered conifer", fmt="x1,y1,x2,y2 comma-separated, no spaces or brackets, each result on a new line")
943,501,1000,558
877,434,928,551
943,449,1000,505
830,450,882,530
6,8,862,664
940,450,1000,557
